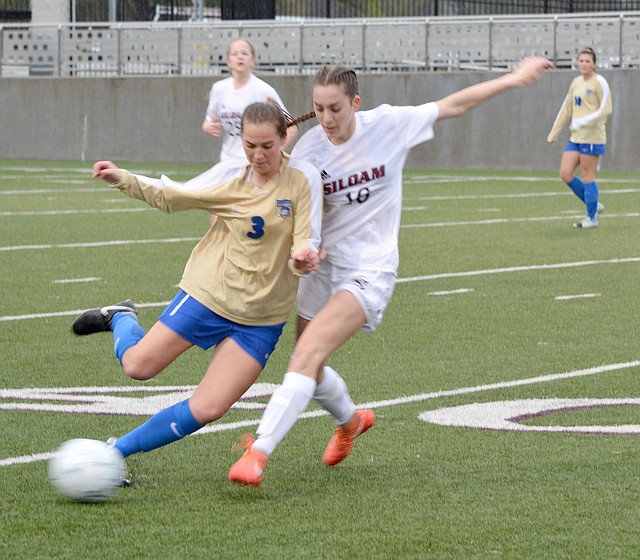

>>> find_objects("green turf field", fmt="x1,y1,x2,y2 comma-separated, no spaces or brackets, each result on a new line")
2,160,640,559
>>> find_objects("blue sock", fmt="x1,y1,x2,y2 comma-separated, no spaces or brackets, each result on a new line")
583,181,599,220
114,399,203,458
566,176,585,203
111,312,146,365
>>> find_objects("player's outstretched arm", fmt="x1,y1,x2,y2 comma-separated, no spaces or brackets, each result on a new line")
436,56,553,121
93,161,123,185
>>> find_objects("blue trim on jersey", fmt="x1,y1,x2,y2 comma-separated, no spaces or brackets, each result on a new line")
564,141,606,156
158,290,284,367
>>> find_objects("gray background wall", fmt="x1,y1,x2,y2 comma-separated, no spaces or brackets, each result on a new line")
0,70,636,170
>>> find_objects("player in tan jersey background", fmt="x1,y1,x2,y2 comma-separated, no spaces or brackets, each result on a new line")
547,47,613,229
68,102,322,481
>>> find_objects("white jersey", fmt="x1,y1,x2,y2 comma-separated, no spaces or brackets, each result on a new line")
291,103,439,273
205,74,289,161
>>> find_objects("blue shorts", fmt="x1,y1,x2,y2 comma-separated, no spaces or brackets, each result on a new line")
158,290,285,367
565,141,606,156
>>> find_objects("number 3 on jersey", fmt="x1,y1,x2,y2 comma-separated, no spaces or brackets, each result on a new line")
247,216,265,239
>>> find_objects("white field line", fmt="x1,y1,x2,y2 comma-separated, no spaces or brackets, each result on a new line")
52,277,102,284
0,301,171,322
2,212,639,253
396,257,640,284
403,176,640,185
555,293,602,301
3,361,639,467
0,237,201,252
428,288,474,296
0,207,150,217
1,257,639,322
407,188,640,201
401,212,640,228
0,187,107,195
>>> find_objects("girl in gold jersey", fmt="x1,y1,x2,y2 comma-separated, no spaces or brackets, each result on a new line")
547,47,613,229
69,102,321,476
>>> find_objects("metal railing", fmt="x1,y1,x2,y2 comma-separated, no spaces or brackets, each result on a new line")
2,11,639,77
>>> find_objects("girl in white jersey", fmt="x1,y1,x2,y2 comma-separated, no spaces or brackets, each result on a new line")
547,47,613,229
202,38,296,162
228,57,553,487
69,103,322,483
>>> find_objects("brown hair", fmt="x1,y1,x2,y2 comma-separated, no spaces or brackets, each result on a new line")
579,47,596,64
313,65,359,100
241,102,288,138
265,97,316,129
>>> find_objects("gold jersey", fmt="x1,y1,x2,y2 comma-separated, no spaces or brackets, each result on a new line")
547,73,612,145
112,154,322,326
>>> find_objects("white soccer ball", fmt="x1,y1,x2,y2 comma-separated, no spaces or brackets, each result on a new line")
48,438,126,503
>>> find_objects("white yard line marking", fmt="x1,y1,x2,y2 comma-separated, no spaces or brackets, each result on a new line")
406,188,640,201
0,237,201,252
1,258,638,322
2,212,639,253
0,208,150,217
52,278,101,284
428,289,474,296
0,187,106,195
555,294,602,301
3,361,639,467
357,361,640,410
0,302,170,322
400,212,640,228
403,176,639,185
397,257,640,284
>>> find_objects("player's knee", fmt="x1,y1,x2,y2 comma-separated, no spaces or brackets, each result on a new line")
120,352,160,381
559,169,573,183
289,341,328,376
188,400,227,424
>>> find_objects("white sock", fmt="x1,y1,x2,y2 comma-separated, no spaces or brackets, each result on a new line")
313,366,356,425
253,372,316,456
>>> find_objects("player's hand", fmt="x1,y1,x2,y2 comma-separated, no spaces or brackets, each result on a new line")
202,119,222,137
291,247,321,274
510,56,554,87
93,161,123,185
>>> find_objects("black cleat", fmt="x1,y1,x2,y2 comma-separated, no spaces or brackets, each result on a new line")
72,300,138,336
106,437,133,487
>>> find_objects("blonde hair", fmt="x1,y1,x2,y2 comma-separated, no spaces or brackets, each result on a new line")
227,37,256,59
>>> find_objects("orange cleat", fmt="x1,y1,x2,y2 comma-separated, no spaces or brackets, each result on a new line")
228,434,268,487
322,409,375,467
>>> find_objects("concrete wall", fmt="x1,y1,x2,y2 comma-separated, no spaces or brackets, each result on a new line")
31,0,68,23
0,71,637,170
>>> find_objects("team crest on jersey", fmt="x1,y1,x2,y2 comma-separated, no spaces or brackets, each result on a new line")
276,199,292,218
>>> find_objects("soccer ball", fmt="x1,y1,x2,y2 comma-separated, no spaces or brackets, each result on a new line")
48,438,126,503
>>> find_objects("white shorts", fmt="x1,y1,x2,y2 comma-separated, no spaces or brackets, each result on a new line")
297,261,397,333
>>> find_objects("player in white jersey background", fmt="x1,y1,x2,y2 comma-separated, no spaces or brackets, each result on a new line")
202,38,297,162
228,56,554,487
69,103,322,480
547,47,613,229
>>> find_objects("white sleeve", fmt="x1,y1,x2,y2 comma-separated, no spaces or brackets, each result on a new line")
387,103,440,149
571,75,611,130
